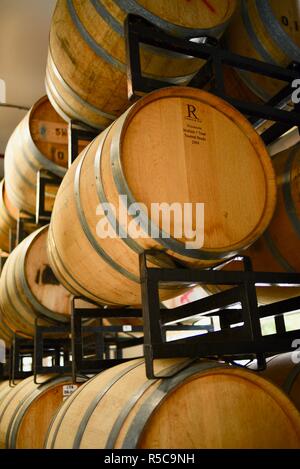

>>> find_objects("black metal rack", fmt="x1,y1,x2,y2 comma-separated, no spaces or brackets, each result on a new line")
68,121,98,167
140,252,300,378
6,331,71,385
124,14,300,145
7,170,63,250
33,320,71,384
70,297,212,382
35,169,62,225
70,298,143,382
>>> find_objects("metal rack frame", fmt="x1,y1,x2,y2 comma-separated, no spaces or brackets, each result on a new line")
140,252,300,378
68,121,98,167
9,335,33,384
124,14,300,145
70,296,213,382
8,170,63,250
70,298,143,382
7,330,71,385
33,320,72,384
35,169,62,225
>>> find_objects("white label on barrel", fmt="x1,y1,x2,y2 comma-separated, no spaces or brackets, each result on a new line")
122,325,133,332
63,384,78,398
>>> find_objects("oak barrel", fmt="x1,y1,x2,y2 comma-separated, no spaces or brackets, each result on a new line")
0,380,16,404
250,352,300,412
204,142,300,304
45,358,300,449
46,0,237,129
48,86,276,306
246,142,300,302
4,96,69,215
0,180,18,252
0,225,72,341
0,374,83,448
225,0,300,100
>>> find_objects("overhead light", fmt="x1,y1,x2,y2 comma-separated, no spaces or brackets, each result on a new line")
0,339,5,364
0,79,6,103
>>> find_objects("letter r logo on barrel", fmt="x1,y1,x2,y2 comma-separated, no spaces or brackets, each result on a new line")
186,103,199,121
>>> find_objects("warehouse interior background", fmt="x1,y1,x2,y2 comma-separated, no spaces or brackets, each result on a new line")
0,0,55,166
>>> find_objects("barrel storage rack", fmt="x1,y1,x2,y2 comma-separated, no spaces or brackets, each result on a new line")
70,297,213,382
2,13,300,384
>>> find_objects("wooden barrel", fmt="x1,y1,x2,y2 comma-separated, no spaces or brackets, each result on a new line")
0,305,11,345
45,358,300,449
48,86,276,306
0,180,18,252
205,142,300,304
0,381,16,403
268,127,300,156
4,96,70,215
46,0,237,129
250,352,300,412
225,0,300,101
0,225,72,341
245,142,300,303
0,374,83,448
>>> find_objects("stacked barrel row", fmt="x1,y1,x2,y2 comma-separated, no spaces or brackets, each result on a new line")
0,355,300,448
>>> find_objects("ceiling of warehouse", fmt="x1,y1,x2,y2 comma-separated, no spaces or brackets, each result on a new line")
0,0,56,154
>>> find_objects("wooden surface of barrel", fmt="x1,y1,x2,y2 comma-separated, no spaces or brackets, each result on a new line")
0,374,83,448
46,358,300,449
250,352,300,412
0,180,18,252
48,86,276,306
268,127,300,156
241,141,300,303
0,380,16,404
225,0,300,101
205,141,300,304
46,0,237,129
0,225,72,341
4,96,70,215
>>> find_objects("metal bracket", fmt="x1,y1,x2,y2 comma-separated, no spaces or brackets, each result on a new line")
35,169,62,225
68,121,98,167
9,334,34,385
70,297,144,383
33,319,72,384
